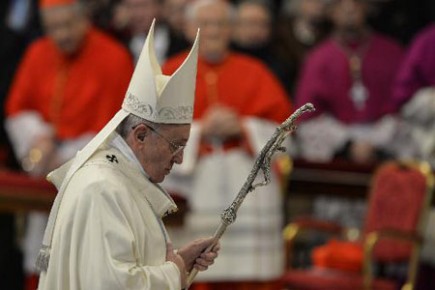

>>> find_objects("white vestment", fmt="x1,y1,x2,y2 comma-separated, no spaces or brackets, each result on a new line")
38,142,182,290
296,114,399,162
163,117,286,281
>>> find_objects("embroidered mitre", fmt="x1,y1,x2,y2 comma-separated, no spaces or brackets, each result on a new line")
123,20,198,124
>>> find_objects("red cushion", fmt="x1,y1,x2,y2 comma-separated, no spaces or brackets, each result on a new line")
282,268,397,290
312,240,363,272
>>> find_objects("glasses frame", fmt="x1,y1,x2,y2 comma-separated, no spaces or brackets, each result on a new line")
134,123,186,156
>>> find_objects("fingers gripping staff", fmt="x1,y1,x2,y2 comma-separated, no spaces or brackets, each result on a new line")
185,103,315,288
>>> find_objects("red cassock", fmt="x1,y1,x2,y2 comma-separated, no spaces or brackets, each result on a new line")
163,52,292,123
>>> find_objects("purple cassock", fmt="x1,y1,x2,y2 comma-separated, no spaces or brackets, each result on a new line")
295,33,404,124
393,23,435,110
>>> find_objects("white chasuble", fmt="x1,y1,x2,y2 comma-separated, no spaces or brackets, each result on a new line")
38,147,181,290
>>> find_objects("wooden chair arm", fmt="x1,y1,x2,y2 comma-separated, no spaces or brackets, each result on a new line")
284,217,344,241
363,229,422,290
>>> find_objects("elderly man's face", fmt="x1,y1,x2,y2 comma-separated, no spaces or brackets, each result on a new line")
299,0,327,22
124,0,161,34
185,2,233,60
329,0,367,30
132,123,191,183
234,3,271,47
41,5,89,55
163,0,187,34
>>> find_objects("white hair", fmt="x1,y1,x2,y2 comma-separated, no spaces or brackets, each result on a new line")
185,0,237,22
116,114,157,139
237,0,273,17
116,114,183,139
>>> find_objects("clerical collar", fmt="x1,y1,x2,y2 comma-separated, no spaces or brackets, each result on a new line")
109,134,151,179
202,51,228,64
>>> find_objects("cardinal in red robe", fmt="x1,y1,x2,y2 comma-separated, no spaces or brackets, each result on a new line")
161,1,292,290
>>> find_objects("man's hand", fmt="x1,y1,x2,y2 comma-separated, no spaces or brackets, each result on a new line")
350,141,376,164
166,242,187,288
201,105,242,141
177,237,220,273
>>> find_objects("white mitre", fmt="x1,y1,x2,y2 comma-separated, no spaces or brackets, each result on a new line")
124,22,198,124
36,20,200,272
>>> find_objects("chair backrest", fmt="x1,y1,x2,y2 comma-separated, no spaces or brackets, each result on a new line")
363,161,434,262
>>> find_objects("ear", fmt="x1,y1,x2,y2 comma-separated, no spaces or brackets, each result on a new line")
132,124,149,143
137,132,146,142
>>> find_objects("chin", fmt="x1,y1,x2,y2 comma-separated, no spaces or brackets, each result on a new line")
59,44,78,55
150,175,165,183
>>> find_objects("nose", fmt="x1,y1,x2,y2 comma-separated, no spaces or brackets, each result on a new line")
172,150,184,164
51,24,71,43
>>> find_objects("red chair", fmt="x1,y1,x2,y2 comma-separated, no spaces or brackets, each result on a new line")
282,160,434,290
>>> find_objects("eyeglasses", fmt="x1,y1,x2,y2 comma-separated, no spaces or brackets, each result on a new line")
136,123,186,156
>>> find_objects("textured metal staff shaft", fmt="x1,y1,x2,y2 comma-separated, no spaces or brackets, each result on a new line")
185,103,315,289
